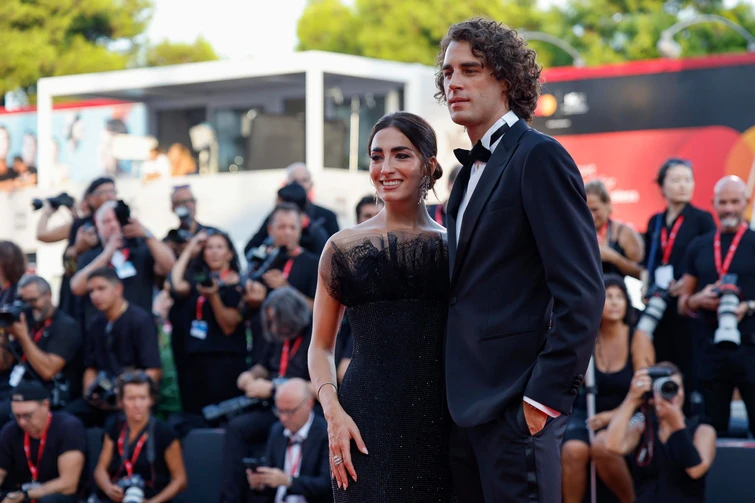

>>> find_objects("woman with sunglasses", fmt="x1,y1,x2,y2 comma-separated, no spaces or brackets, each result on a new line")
93,371,187,503
641,158,715,396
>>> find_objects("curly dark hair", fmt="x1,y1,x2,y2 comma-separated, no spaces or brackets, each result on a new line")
434,18,542,123
0,241,26,286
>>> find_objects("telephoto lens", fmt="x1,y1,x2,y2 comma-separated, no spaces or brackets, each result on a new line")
714,284,741,348
636,286,669,340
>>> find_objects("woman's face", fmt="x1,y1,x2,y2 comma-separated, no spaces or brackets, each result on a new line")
203,235,232,271
369,127,430,205
121,383,153,422
662,165,694,204
602,285,627,323
586,193,610,231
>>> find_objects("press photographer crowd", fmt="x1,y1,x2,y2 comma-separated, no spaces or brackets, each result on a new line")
0,157,752,503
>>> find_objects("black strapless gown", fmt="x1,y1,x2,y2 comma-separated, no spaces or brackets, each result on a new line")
324,231,454,502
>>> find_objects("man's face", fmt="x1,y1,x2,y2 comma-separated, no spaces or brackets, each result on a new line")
441,41,509,132
19,284,52,323
288,166,313,193
171,187,196,221
275,392,312,432
87,183,117,212
96,207,122,242
87,277,121,312
268,211,302,250
11,401,49,438
714,181,748,230
357,202,382,224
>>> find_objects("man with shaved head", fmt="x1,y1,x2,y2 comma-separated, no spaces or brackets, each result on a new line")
679,175,755,435
246,378,331,503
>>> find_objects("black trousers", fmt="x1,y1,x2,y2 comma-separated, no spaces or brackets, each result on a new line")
450,401,568,503
218,408,277,503
654,308,699,394
699,341,755,436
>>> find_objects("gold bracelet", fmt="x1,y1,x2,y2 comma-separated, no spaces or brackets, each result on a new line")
317,382,337,402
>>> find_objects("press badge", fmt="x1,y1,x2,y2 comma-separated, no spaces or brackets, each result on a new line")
190,320,208,340
21,481,41,491
111,251,137,279
654,265,674,290
9,365,26,387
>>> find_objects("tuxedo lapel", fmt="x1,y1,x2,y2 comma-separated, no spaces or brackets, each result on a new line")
451,120,529,287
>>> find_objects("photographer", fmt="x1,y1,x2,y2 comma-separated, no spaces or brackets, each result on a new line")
561,274,655,503
0,276,82,428
70,200,175,332
679,175,755,435
168,230,246,416
0,381,86,503
67,269,161,428
605,363,716,502
219,288,313,503
247,378,330,503
94,371,187,503
163,185,216,258
0,241,28,410
641,159,715,395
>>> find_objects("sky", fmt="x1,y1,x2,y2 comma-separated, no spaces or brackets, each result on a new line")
147,0,754,60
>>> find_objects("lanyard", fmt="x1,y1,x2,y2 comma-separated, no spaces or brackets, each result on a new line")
285,441,303,477
281,247,302,280
714,222,748,279
279,337,303,378
434,205,444,225
195,269,232,321
21,319,52,364
660,216,684,265
24,413,52,482
118,425,149,478
121,248,130,261
597,221,609,244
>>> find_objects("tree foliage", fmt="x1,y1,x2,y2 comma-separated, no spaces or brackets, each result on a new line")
145,36,219,67
297,0,755,68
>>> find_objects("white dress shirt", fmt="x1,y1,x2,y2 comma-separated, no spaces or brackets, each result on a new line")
455,110,561,419
275,412,315,503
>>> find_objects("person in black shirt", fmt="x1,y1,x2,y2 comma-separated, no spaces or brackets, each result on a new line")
426,165,460,228
679,175,755,436
0,381,86,503
219,288,313,503
605,362,716,503
70,199,175,333
94,371,187,503
0,276,83,429
163,185,218,258
641,159,716,395
0,241,28,416
67,269,162,428
285,163,339,238
168,230,246,415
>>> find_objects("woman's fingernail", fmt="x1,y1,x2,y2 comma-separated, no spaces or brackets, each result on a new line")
362,447,369,454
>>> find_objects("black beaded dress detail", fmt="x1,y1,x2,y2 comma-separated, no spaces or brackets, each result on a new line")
323,230,454,502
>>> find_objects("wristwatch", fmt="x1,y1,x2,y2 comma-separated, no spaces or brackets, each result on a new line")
144,229,154,239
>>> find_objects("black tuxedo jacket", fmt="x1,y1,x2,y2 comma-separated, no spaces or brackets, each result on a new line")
258,416,332,503
445,120,604,427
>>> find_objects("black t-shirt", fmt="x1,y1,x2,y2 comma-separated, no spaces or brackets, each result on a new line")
0,412,86,490
0,169,17,182
10,309,84,399
177,283,246,355
104,418,177,499
77,241,156,332
84,304,161,375
643,204,716,283
683,228,755,338
262,327,312,380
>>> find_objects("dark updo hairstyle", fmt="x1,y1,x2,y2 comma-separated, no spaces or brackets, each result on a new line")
367,112,443,192
116,370,159,401
603,274,636,326
656,158,693,188
0,240,27,286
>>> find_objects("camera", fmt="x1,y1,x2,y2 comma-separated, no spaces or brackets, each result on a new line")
714,274,741,348
646,366,679,402
0,300,32,329
114,199,131,227
117,474,146,503
242,456,266,473
202,396,264,423
31,192,75,211
86,371,117,408
636,285,669,340
245,243,289,283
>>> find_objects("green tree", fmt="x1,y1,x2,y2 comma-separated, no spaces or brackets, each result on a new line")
296,0,755,68
145,36,219,67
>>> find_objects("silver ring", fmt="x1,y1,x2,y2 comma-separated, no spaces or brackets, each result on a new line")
333,455,343,466
635,381,644,388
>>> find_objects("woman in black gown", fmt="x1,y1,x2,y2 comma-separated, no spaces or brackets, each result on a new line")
308,112,454,502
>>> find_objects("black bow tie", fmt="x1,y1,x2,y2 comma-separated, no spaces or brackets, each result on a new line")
453,123,510,167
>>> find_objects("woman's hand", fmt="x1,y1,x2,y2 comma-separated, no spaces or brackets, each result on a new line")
627,369,652,407
587,410,614,431
326,406,368,490
104,483,125,502
197,278,219,298
187,231,208,258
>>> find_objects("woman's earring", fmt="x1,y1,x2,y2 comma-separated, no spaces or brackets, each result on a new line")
418,176,429,205
375,190,380,205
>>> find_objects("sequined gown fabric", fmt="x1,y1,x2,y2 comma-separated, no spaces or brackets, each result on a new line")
324,230,454,502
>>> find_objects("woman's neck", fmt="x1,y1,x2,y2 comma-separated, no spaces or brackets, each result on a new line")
666,201,687,223
382,200,431,230
599,319,625,340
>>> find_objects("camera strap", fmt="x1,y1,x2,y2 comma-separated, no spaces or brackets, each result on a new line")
281,247,302,280
118,421,150,478
645,215,663,278
24,412,52,483
714,222,748,279
660,216,684,265
20,320,52,364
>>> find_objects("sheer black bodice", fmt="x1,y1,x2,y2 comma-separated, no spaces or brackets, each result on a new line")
322,230,454,502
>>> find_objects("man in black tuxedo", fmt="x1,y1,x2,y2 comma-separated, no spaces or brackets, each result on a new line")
247,378,331,503
438,19,605,503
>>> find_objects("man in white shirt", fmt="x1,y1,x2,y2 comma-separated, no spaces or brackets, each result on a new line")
247,379,331,503
438,18,604,503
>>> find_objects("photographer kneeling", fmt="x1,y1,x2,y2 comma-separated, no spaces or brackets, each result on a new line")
219,288,313,503
605,363,716,502
94,371,187,503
